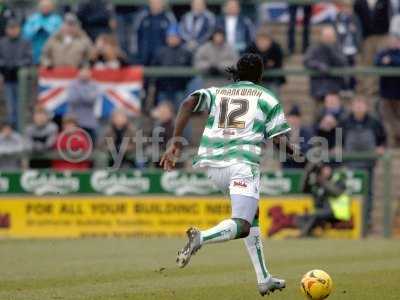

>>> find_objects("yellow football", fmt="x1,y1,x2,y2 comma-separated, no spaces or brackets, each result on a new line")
300,269,333,300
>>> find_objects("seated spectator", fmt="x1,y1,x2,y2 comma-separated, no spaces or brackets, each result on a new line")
65,66,99,141
217,0,254,54
314,93,347,150
375,33,400,147
341,96,386,228
287,3,312,54
180,0,215,51
76,0,115,41
304,25,347,102
195,28,238,77
333,1,362,90
41,13,92,68
22,0,62,64
133,0,176,65
0,121,26,170
0,19,32,129
91,33,128,69
98,109,136,168
152,25,192,109
53,115,91,170
25,107,58,168
245,27,285,95
282,105,313,169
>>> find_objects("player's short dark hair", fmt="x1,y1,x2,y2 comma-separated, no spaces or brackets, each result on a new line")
226,53,264,84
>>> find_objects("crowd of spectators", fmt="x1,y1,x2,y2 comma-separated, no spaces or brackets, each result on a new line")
0,0,399,173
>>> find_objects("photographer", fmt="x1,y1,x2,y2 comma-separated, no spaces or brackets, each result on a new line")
298,162,351,237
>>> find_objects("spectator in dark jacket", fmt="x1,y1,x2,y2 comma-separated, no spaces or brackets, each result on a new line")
180,0,215,51
282,105,314,169
133,0,176,65
0,121,26,170
333,2,362,90
152,25,192,109
304,25,347,101
25,106,58,168
0,2,14,36
245,27,285,95
341,96,386,227
99,109,137,168
76,0,115,41
354,0,390,66
65,66,99,141
375,33,400,147
314,93,347,150
216,0,254,54
0,19,32,129
288,3,312,54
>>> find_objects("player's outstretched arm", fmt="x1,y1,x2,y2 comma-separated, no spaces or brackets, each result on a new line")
160,95,199,171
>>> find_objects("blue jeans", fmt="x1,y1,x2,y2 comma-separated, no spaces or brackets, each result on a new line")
4,81,18,129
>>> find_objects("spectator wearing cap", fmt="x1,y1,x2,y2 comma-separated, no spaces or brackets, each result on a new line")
41,13,92,68
245,27,285,96
76,0,115,41
195,28,238,78
314,93,347,150
374,32,400,147
53,115,91,171
25,107,58,168
216,0,254,54
180,0,216,51
22,0,62,64
133,0,176,65
0,121,26,170
304,25,348,102
282,105,314,169
91,33,128,69
152,25,192,108
65,66,99,141
0,19,32,129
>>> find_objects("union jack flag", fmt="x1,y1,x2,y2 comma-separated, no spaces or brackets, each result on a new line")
38,67,142,119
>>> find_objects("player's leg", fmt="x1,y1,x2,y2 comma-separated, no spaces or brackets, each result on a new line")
244,209,285,296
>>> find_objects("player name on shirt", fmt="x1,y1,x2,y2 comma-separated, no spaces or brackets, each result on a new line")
216,88,263,98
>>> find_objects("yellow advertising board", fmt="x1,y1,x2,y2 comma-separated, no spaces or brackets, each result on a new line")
0,197,362,239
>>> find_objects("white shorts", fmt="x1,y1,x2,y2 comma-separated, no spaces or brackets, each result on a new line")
207,163,260,223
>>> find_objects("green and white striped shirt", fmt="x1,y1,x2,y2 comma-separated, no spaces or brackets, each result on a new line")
192,81,290,168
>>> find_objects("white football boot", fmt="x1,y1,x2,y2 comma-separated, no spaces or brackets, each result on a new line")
258,276,286,296
176,227,202,268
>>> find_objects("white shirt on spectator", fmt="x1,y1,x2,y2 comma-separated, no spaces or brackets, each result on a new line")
225,16,237,47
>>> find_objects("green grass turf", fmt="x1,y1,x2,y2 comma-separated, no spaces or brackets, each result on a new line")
0,238,399,300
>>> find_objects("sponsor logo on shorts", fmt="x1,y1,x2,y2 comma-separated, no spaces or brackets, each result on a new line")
233,181,248,188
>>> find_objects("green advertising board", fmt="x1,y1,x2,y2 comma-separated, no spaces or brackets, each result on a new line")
0,170,367,196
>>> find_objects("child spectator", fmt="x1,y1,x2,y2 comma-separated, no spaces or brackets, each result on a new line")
152,25,192,109
375,33,400,147
41,13,92,68
304,25,347,102
25,107,58,168
245,27,285,95
53,115,91,170
216,0,254,54
22,0,62,64
0,19,32,129
65,66,99,141
133,0,176,65
180,0,215,51
0,121,26,170
91,33,128,69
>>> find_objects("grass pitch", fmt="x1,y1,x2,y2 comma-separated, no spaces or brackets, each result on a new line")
0,238,399,300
